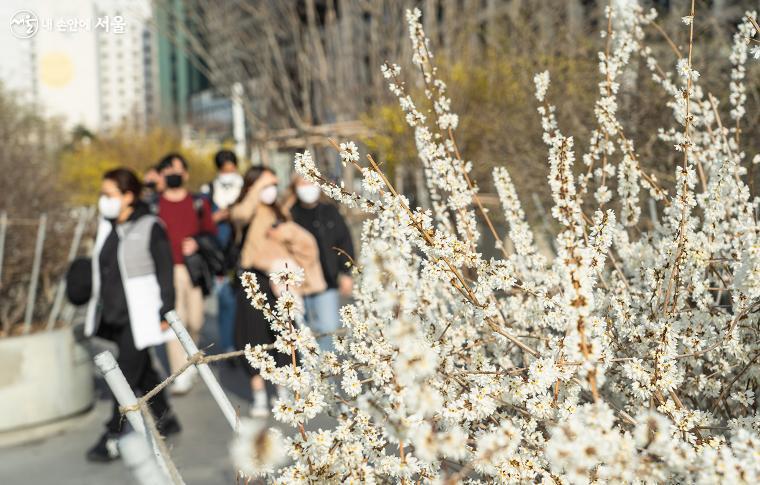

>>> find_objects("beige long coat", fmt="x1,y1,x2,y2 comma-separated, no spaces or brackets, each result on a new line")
230,183,326,296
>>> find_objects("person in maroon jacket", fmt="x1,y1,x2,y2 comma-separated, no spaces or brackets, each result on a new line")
156,153,217,394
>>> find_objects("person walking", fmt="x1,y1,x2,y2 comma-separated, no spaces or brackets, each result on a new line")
200,150,243,354
84,168,180,462
230,166,326,417
156,153,217,394
288,174,355,352
141,165,164,204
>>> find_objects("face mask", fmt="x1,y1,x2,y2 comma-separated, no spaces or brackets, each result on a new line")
98,195,122,220
165,173,183,188
296,184,321,205
259,185,278,205
217,172,242,186
213,173,243,209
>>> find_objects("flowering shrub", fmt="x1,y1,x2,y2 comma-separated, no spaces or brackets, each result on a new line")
236,3,760,483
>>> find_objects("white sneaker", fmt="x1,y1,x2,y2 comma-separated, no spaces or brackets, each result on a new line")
249,388,270,418
170,368,195,395
249,404,270,418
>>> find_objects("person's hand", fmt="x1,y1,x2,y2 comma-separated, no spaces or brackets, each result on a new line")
212,208,229,223
253,171,278,190
182,237,199,256
338,274,353,297
161,320,169,331
266,223,286,241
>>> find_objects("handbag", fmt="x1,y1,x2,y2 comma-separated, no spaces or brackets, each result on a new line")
184,252,213,296
66,257,92,306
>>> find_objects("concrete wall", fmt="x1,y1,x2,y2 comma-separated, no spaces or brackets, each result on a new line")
0,327,93,432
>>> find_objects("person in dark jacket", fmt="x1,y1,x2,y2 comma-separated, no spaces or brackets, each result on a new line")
200,150,243,353
288,174,355,352
84,168,180,462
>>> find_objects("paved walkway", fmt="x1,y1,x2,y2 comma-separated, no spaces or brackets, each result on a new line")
1,378,244,484
0,306,298,484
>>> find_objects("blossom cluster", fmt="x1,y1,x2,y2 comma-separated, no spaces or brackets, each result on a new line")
234,4,760,483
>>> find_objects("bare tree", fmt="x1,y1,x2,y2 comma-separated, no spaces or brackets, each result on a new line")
151,0,760,234
0,84,80,334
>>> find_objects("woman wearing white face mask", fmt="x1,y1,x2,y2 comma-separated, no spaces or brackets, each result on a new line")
229,166,326,417
84,168,180,462
287,174,355,353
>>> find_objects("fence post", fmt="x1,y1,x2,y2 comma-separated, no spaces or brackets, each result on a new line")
47,207,91,330
94,351,184,485
23,213,47,334
165,310,239,431
120,432,169,485
0,211,7,287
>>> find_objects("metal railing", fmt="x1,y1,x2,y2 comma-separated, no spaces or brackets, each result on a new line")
95,311,242,484
0,206,95,336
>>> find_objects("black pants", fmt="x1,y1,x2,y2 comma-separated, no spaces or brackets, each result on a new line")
233,268,292,377
98,322,171,434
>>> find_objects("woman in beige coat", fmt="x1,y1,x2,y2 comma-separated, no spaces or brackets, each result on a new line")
230,165,325,416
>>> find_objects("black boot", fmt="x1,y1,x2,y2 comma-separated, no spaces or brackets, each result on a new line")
156,413,182,437
86,431,121,463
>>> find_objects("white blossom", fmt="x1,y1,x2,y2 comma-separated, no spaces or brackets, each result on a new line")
339,141,360,167
230,419,286,478
229,5,760,484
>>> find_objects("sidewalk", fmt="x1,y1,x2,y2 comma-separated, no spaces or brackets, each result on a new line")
0,302,324,484
0,378,242,485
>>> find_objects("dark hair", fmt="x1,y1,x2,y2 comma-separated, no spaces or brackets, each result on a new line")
103,167,142,204
236,165,287,222
157,153,188,172
214,149,238,169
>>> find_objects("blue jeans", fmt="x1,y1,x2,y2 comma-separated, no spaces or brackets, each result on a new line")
216,277,236,352
303,289,340,353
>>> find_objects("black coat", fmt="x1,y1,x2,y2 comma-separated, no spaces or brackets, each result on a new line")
185,233,225,296
67,202,175,322
290,202,355,289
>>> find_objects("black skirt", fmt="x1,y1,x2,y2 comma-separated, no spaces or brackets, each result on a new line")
234,268,292,376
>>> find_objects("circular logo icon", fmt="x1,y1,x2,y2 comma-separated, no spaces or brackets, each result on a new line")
10,10,39,39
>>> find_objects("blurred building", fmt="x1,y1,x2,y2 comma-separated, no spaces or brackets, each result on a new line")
0,3,37,101
188,89,233,139
153,0,209,128
95,0,156,131
151,1,240,150
0,0,156,132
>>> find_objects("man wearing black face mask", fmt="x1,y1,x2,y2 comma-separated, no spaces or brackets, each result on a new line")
156,153,217,394
142,165,164,204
